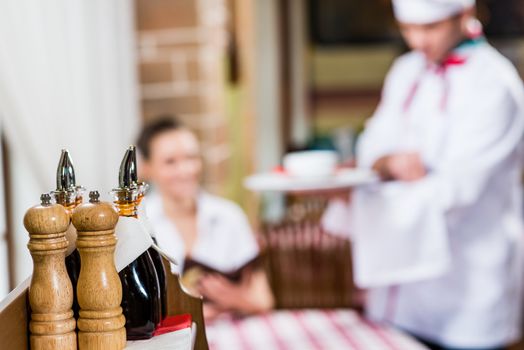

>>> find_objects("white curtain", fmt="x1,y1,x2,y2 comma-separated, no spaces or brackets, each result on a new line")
0,0,140,295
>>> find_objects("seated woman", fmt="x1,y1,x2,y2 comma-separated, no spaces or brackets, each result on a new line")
137,116,274,320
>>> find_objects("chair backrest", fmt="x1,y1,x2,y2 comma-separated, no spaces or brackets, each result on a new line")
162,257,209,350
260,221,354,309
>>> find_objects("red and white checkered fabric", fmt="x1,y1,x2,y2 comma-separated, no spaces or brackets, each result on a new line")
206,309,428,350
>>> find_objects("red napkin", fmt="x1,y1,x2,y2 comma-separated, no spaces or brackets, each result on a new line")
153,314,192,336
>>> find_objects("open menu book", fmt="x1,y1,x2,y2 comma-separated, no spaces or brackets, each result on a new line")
180,255,263,297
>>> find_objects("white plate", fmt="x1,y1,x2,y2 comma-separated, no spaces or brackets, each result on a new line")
244,168,379,193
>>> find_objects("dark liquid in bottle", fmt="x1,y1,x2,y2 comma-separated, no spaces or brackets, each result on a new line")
119,250,162,340
148,245,167,321
65,249,81,319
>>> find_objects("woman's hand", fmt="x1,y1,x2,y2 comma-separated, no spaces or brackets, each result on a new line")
197,274,244,310
197,269,275,315
202,303,225,322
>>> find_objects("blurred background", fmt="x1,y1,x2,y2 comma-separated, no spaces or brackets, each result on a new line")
0,0,523,300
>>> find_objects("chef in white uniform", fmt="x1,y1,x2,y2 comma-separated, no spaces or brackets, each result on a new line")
352,1,524,349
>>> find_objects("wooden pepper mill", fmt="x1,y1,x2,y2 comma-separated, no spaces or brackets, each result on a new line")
72,191,126,350
24,193,77,350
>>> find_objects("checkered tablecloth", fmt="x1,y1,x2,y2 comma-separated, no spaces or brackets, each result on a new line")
206,309,428,350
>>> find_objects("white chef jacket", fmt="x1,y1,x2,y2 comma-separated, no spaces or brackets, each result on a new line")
353,40,524,348
143,190,259,275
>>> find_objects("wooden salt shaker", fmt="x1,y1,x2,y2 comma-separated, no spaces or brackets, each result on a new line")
24,194,77,350
73,191,126,350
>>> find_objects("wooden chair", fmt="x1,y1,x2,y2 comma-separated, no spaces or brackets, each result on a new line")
0,257,209,350
259,220,355,310
162,258,209,350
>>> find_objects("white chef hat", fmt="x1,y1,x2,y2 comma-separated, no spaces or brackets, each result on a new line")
392,0,475,24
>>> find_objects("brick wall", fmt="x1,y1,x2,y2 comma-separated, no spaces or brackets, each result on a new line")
135,0,230,193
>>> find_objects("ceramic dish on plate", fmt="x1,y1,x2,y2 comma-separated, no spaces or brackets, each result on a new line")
283,150,338,178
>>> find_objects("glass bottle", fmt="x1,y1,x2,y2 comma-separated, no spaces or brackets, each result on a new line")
147,245,167,321
51,149,85,319
112,146,162,340
138,181,168,321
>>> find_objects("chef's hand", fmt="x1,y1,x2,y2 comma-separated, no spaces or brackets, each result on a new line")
373,152,426,182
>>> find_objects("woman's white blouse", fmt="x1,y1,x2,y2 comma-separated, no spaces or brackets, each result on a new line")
143,191,259,275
